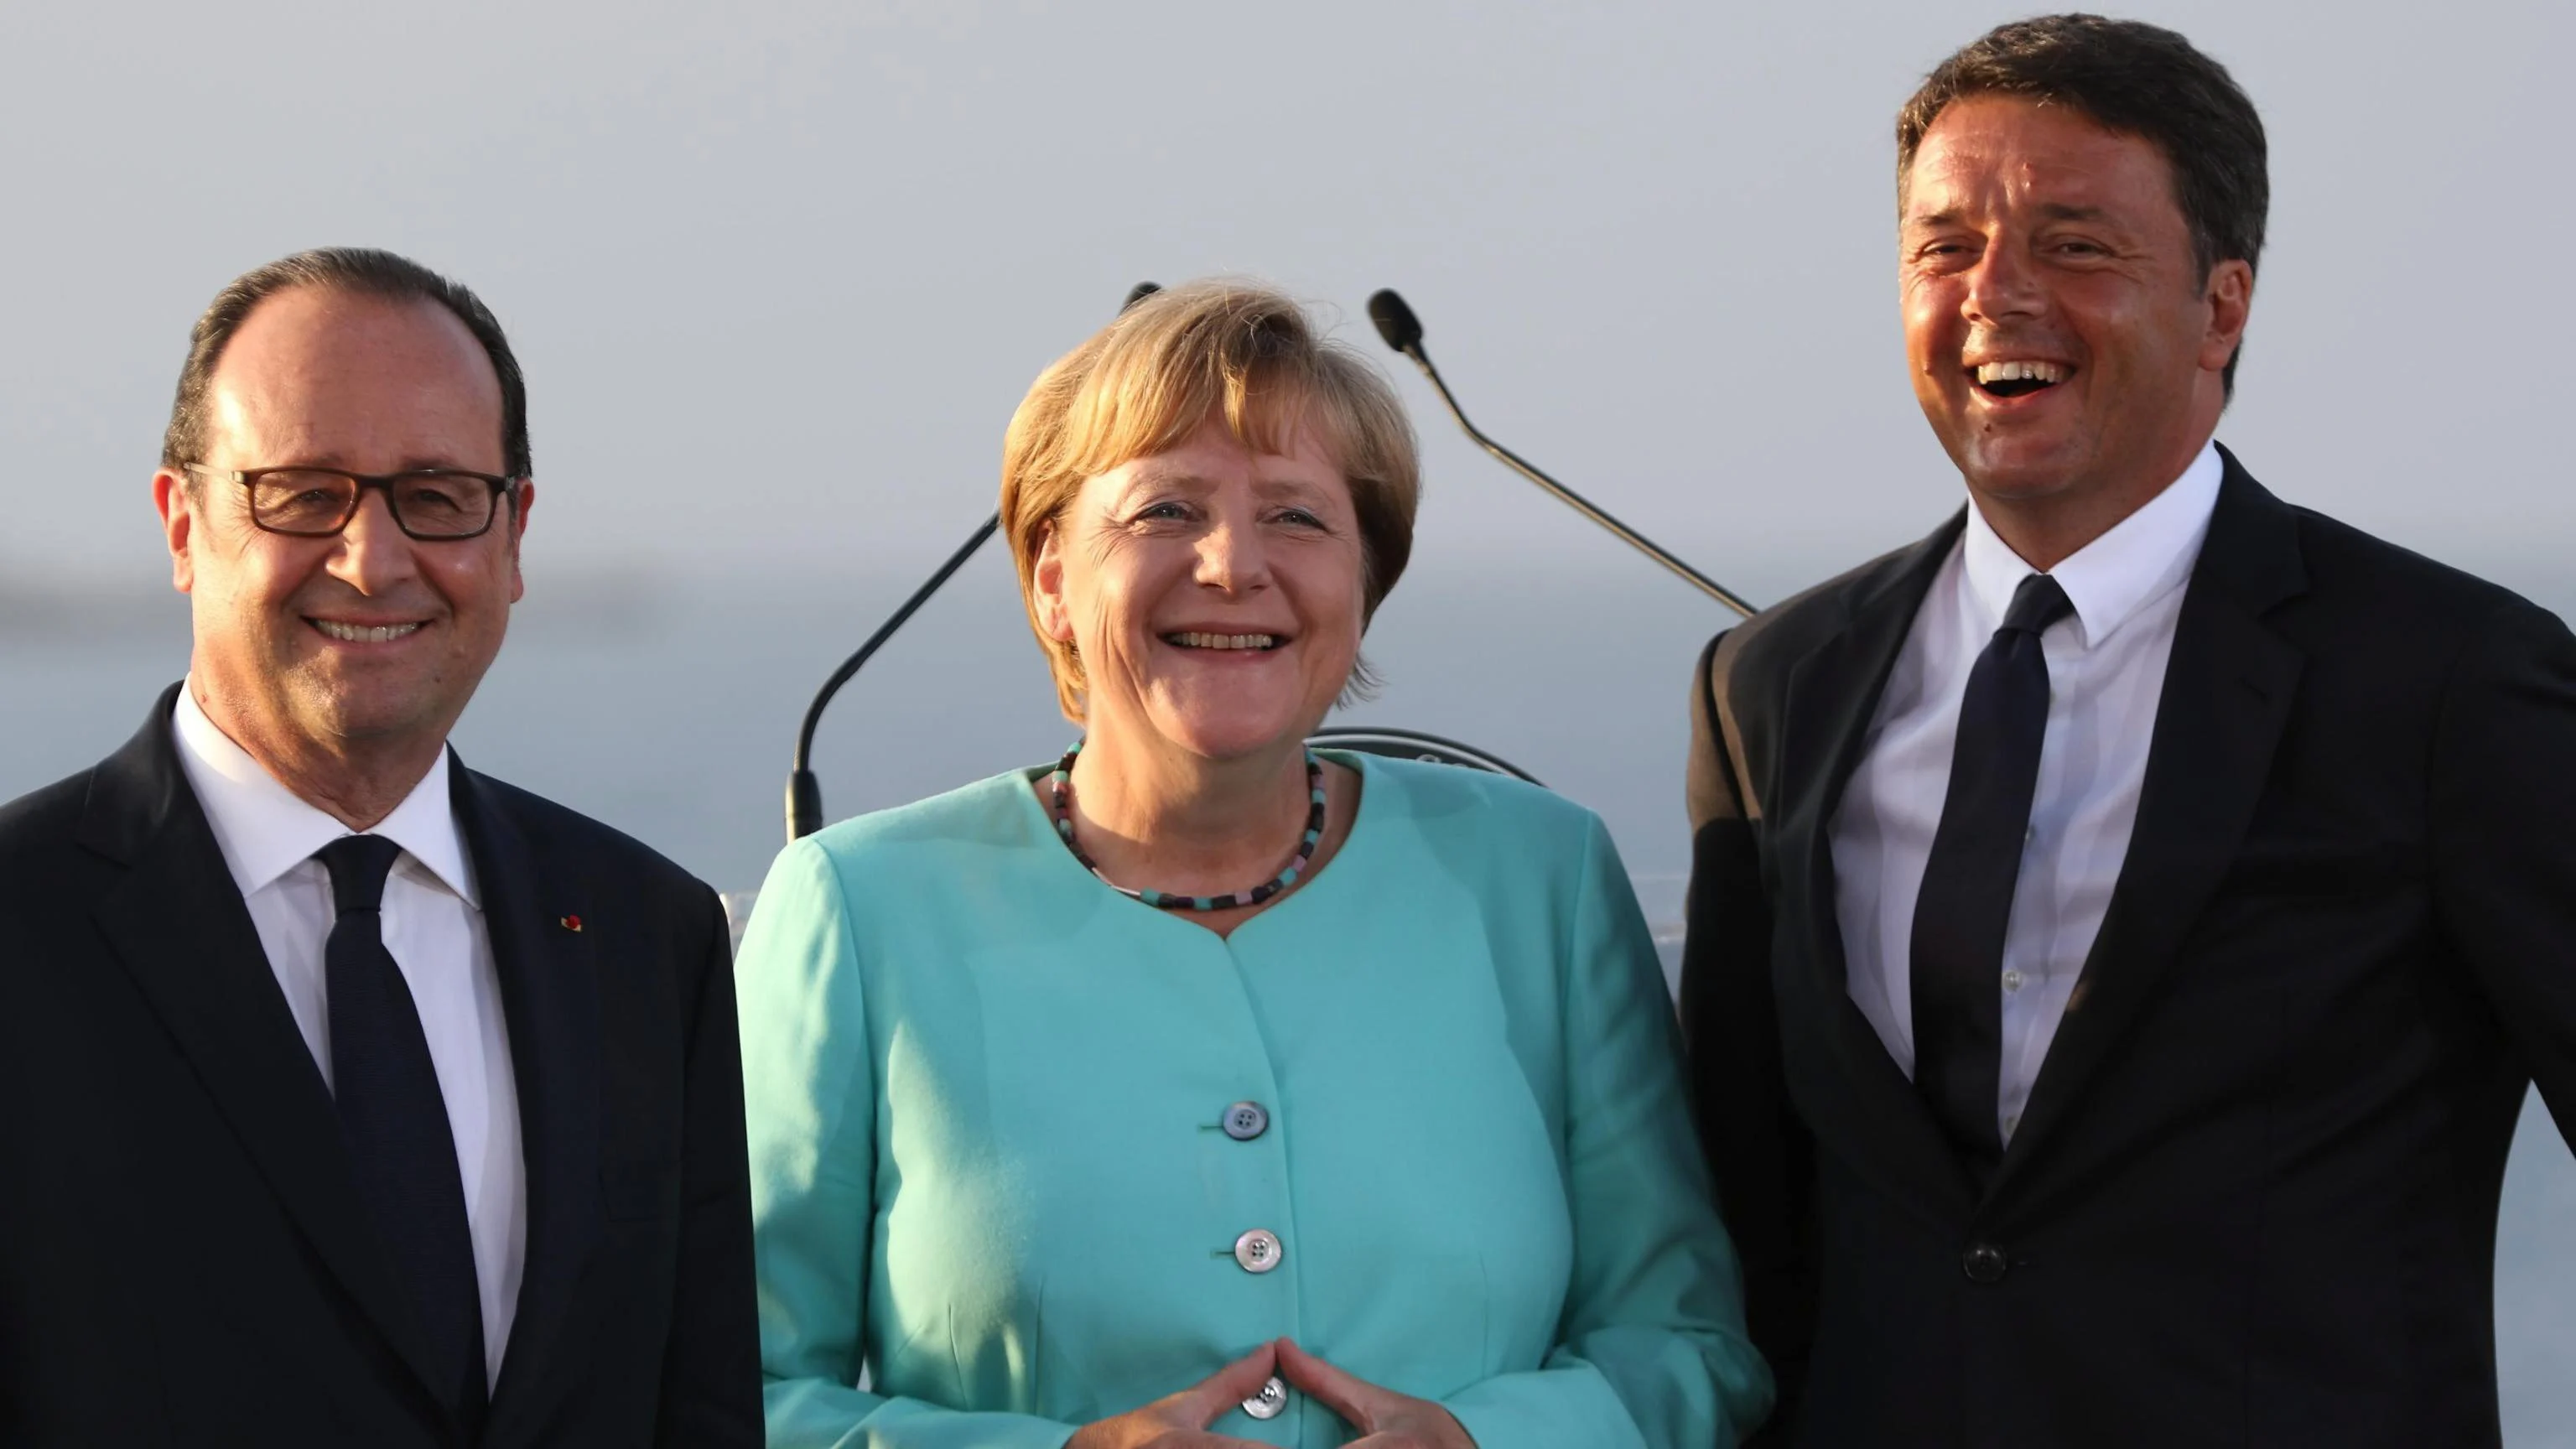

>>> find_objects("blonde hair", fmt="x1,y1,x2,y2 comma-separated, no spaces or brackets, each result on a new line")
1000,279,1421,721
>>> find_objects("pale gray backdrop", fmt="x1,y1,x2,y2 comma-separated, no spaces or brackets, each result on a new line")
3,0,2568,1436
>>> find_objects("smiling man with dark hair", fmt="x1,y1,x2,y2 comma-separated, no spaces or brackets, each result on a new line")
0,248,760,1448
1680,16,2576,1446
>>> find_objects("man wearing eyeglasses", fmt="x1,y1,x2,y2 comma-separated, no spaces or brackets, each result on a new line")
0,249,759,1447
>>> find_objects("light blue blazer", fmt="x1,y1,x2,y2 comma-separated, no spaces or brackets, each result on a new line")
736,751,1773,1447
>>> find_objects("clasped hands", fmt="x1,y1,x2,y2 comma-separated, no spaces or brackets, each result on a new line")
1062,1337,1476,1449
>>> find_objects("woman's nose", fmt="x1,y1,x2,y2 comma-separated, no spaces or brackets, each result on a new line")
1195,518,1269,592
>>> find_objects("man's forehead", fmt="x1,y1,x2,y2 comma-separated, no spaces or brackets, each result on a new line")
216,285,492,382
1902,95,2174,222
200,285,506,466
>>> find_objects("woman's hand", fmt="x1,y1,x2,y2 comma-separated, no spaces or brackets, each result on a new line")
1275,1338,1478,1448
1062,1343,1280,1449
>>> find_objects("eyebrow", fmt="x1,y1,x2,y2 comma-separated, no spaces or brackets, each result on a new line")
246,454,500,475
1253,475,1333,501
1905,201,2122,229
1119,470,1331,497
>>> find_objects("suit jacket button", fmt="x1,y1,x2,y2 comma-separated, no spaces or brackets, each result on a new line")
1223,1102,1270,1140
1961,1244,2009,1284
1242,1375,1290,1420
1233,1228,1284,1274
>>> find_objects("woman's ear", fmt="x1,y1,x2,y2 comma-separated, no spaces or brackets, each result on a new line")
1031,520,1075,642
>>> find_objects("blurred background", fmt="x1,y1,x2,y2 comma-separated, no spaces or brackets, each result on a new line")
3,1,2568,1436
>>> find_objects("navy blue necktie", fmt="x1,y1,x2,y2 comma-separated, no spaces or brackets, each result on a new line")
318,835,488,1432
1910,573,2074,1175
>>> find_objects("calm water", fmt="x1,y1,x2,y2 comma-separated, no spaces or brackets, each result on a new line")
5,557,2569,1439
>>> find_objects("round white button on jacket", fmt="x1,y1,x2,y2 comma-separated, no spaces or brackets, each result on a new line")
1233,1228,1283,1274
1243,1375,1289,1420
1223,1102,1270,1140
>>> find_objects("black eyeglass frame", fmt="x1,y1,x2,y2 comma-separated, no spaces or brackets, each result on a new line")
179,462,523,541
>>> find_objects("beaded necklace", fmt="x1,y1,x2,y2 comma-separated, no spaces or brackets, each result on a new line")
1047,740,1327,911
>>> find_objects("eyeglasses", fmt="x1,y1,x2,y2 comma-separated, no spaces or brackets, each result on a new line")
181,464,519,540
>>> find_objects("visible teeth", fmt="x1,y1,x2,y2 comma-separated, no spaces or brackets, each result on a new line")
1975,360,2068,385
1167,631,1278,651
314,620,423,643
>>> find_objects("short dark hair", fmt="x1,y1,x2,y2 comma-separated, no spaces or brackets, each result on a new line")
162,247,531,476
1898,14,2267,396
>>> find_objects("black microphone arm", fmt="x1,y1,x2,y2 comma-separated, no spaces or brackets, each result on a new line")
786,515,999,841
786,282,1166,842
1363,288,1757,620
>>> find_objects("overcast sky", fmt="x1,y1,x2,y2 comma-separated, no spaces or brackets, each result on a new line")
3,0,2569,610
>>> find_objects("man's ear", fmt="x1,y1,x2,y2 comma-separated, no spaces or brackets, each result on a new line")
2201,257,2254,373
153,467,196,594
507,479,534,604
1031,520,1074,642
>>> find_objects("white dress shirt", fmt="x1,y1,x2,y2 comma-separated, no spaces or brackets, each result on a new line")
172,683,524,1385
1831,441,2223,1144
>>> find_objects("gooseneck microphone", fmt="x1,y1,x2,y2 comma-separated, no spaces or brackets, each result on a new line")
1364,288,1756,619
786,282,1166,842
786,516,1000,841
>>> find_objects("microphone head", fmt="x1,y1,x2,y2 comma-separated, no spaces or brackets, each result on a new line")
1367,288,1424,354
1122,281,1163,312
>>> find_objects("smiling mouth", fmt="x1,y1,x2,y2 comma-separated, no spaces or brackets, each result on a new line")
311,619,425,643
1970,360,2072,399
1162,631,1285,652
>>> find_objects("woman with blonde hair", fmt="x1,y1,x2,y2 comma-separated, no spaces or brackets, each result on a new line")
735,279,1771,1447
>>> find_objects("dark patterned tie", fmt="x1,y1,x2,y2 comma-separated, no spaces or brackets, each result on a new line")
317,835,489,1432
1910,573,2074,1176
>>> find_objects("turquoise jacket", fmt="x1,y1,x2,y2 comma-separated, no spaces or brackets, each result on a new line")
736,752,1773,1447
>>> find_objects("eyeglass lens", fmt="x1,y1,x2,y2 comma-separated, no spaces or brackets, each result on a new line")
252,470,497,538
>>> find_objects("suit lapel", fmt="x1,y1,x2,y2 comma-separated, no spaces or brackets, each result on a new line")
1779,514,1968,989
1991,454,2308,1196
1775,514,1982,1218
454,762,603,1421
78,686,454,1415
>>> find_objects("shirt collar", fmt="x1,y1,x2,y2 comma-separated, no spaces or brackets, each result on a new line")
1960,439,2224,650
170,680,480,908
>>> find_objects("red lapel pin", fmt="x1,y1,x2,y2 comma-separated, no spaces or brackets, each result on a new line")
560,915,583,932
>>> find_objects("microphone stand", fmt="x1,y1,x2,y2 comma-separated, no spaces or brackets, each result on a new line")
786,282,1165,842
1365,288,1758,620
786,514,999,840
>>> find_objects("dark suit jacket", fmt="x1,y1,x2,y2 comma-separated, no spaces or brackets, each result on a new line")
1680,449,2576,1448
0,684,761,1448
